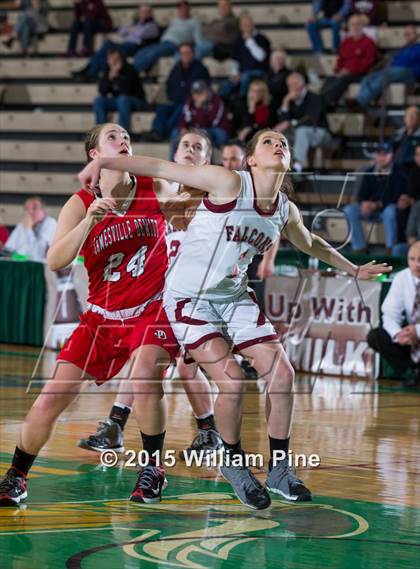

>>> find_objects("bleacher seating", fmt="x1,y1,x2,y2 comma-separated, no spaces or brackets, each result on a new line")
0,0,419,247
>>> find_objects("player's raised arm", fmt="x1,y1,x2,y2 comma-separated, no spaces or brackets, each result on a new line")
283,201,392,279
79,156,241,201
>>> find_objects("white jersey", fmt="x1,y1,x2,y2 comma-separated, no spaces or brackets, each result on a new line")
166,224,186,267
166,169,289,302
164,182,187,267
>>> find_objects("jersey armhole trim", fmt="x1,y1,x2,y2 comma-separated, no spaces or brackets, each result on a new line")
202,170,241,213
203,196,237,213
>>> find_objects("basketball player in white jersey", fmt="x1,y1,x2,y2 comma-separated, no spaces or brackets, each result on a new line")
79,128,391,510
78,129,222,458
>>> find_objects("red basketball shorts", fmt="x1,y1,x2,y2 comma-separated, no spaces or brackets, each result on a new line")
57,300,179,384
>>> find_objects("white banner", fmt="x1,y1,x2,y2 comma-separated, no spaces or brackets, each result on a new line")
265,272,382,378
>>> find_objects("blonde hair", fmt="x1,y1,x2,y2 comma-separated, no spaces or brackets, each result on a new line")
247,79,271,107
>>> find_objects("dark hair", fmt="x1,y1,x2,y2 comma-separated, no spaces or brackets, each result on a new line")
106,47,125,63
178,42,194,52
243,128,293,196
223,139,246,151
175,128,213,161
25,195,46,207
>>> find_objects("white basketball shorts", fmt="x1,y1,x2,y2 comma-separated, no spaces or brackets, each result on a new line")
163,289,279,352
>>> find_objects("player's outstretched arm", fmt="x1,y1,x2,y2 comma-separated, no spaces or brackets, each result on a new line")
257,235,281,279
283,202,392,279
78,156,240,201
47,195,115,271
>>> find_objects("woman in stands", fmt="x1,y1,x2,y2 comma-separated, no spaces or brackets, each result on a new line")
0,123,188,507
78,128,391,510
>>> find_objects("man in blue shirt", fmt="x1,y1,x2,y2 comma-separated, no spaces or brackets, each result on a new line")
356,25,420,108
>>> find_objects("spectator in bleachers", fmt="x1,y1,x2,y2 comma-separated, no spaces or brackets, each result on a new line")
196,0,239,60
219,13,270,99
67,0,112,57
4,196,57,261
133,1,202,73
407,143,420,203
392,106,420,166
321,14,377,105
221,139,245,170
393,142,420,255
274,72,333,171
72,5,160,80
367,241,420,387
232,79,273,142
174,80,231,148
343,142,402,253
267,50,291,110
0,11,13,39
306,0,352,54
2,0,49,56
407,203,420,245
139,42,210,142
93,48,145,132
0,223,9,250
354,25,420,109
351,0,380,24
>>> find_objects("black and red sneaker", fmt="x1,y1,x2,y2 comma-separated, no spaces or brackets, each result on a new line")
130,464,167,504
0,469,27,506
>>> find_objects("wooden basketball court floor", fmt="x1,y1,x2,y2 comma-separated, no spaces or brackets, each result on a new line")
0,344,419,569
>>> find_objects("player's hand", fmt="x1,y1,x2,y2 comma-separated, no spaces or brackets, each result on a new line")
86,197,116,226
79,158,104,191
354,260,392,280
163,192,192,230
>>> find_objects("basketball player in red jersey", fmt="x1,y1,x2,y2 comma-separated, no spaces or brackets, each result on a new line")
0,123,184,507
77,129,222,459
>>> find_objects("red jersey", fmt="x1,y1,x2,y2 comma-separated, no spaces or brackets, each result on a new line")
76,176,168,311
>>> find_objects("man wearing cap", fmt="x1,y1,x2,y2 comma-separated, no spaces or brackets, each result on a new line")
133,1,203,73
173,80,231,148
139,42,210,142
367,241,420,387
343,142,405,253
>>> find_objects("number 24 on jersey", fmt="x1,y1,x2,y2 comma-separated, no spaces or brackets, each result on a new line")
103,246,148,282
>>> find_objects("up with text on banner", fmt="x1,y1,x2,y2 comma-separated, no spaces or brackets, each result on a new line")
264,272,381,378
